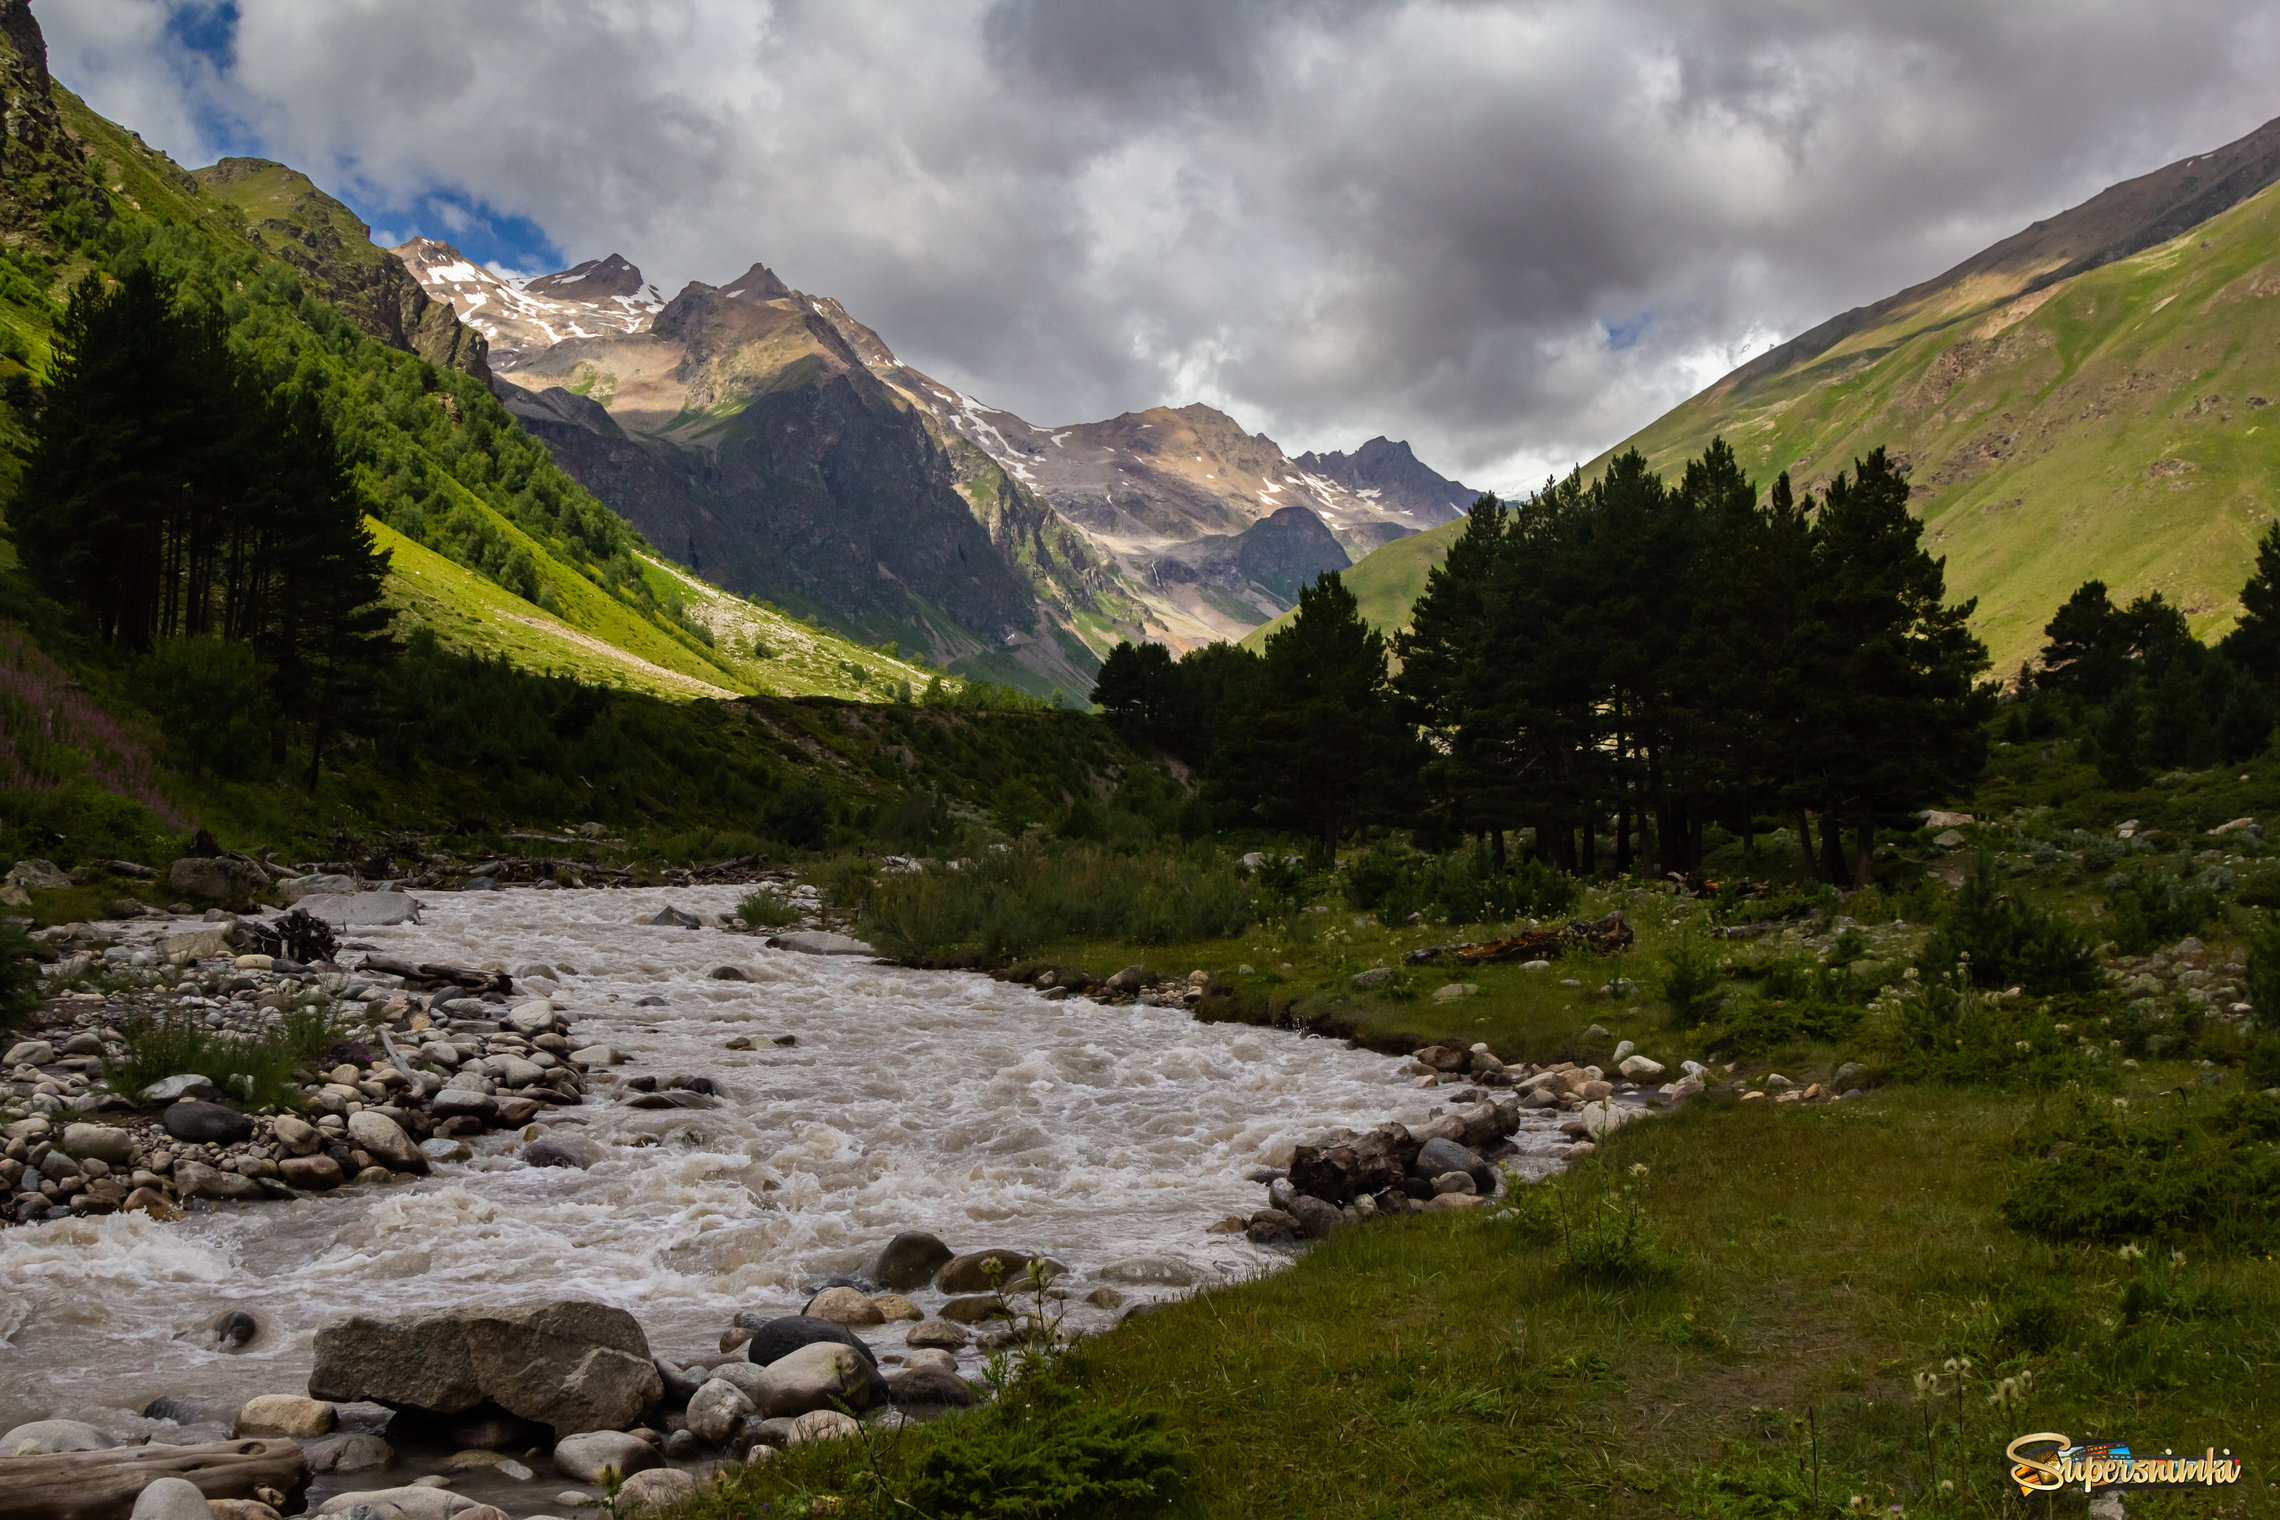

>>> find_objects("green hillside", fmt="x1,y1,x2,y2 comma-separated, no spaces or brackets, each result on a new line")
1240,519,1459,650
1301,119,2280,675
26,79,942,709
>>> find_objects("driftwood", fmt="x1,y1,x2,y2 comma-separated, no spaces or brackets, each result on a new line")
351,955,511,995
1410,912,1637,967
0,1438,308,1520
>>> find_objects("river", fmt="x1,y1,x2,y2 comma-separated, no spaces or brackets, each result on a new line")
0,884,1571,1507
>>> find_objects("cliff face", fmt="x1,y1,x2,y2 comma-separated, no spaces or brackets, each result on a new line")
192,158,490,382
0,0,95,244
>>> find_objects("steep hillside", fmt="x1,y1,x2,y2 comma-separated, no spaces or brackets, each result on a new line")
1240,517,1456,652
1610,113,2280,671
1308,114,2280,673
0,5,934,708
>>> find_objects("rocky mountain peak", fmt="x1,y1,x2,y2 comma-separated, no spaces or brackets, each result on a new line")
719,262,794,304
527,252,646,302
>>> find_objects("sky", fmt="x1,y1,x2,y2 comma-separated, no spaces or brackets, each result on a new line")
43,0,2280,493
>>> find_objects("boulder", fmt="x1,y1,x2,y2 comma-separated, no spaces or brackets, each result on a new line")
551,1430,661,1484
937,1248,1048,1294
2,1420,115,1456
60,1122,135,1166
753,1342,874,1418
302,1433,394,1473
936,1296,1009,1324
524,1135,605,1170
783,1410,861,1446
1618,1054,1666,1081
171,1161,262,1202
430,1090,498,1122
3,1039,56,1067
300,893,421,928
234,1396,335,1439
314,1488,503,1520
615,1468,697,1512
1096,1257,1199,1287
1289,1195,1345,1239
869,1229,954,1291
129,1476,212,1520
872,1293,921,1321
278,874,357,905
346,1111,428,1174
505,1001,557,1035
1348,967,1394,991
162,1101,253,1145
803,1286,884,1326
309,1302,662,1436
647,906,701,928
1580,1099,1639,1139
904,1321,969,1350
1412,1136,1497,1194
5,858,70,891
270,1115,321,1156
738,1314,880,1371
1245,1209,1302,1244
883,1367,978,1407
279,1155,344,1190
682,1378,755,1444
158,928,238,961
166,857,266,902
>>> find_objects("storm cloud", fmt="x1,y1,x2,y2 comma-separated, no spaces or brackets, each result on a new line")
44,0,2280,489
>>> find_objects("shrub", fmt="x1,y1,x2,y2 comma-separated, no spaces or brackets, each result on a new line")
1341,842,1578,928
2103,865,2219,955
0,918,40,1039
1879,974,2101,1088
1708,879,1834,926
1916,853,2099,994
2001,1091,2280,1254
734,887,799,929
1656,932,1721,1028
853,842,1255,964
1716,959,1868,1054
127,636,276,780
2245,912,2280,1025
107,1002,339,1110
1556,1166,1674,1284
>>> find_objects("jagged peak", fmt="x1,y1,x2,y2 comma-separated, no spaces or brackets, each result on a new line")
719,262,793,304
527,252,645,301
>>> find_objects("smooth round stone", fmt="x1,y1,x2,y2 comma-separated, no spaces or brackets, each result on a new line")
420,1138,473,1163
129,1477,210,1520
2,1419,115,1455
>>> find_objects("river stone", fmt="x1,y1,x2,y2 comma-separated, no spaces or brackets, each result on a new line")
936,1295,1010,1324
872,1293,921,1321
421,1139,473,1164
129,1477,212,1520
210,1309,259,1348
684,1378,756,1443
305,1432,396,1473
902,1348,958,1374
5,857,69,890
314,1489,506,1520
163,1100,253,1144
300,892,422,928
1412,1136,1490,1190
905,1321,970,1350
506,1001,557,1035
280,1154,345,1190
3,1039,56,1067
567,1045,620,1067
347,1111,428,1173
738,1314,880,1371
552,1430,661,1483
765,931,875,956
271,1115,322,1155
174,1160,263,1201
615,1468,697,1512
310,1301,663,1435
755,1342,873,1418
61,1122,135,1166
1290,1195,1345,1239
524,1134,605,1170
279,873,357,905
937,1248,1048,1293
206,1503,285,1520
784,1409,862,1446
803,1286,884,1326
158,927,239,961
430,1089,497,1122
490,1055,545,1088
883,1367,978,1408
869,1229,954,1290
1097,1256,1199,1287
1618,1054,1666,1080
166,856,266,902
236,1393,336,1438
2,1418,115,1455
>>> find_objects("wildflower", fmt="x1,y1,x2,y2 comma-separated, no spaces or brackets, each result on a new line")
2118,1243,2145,1261
1629,1162,1649,1177
1940,1479,1956,1493
2172,1249,2187,1268
2016,1040,2032,1053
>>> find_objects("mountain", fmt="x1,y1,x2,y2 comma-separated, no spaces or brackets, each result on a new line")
1307,113,2280,674
0,1,940,708
400,244,1475,678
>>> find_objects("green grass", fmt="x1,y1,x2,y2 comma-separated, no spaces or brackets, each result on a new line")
105,1000,341,1111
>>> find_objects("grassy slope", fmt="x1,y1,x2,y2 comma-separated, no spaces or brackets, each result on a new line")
1241,520,1460,649
53,88,942,709
1282,181,2280,673
1612,179,2280,675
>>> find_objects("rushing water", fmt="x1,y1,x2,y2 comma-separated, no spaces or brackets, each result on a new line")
0,884,1571,1503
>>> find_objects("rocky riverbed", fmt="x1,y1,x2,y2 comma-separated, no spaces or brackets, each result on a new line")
0,882,1602,1516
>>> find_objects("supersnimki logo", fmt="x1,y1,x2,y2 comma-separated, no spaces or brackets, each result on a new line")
2006,1433,2243,1496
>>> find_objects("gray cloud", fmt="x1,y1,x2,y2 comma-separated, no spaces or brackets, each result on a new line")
40,0,2280,490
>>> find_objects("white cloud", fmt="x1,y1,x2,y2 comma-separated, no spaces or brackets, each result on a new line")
38,0,2280,495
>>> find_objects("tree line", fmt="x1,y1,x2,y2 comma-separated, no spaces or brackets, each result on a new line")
1094,440,1996,883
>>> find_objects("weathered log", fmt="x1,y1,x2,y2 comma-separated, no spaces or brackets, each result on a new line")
0,1438,309,1520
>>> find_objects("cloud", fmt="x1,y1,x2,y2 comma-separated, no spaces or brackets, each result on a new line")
39,0,2280,492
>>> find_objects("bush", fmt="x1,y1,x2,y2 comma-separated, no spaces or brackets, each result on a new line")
853,842,1256,964
1916,853,2099,994
127,637,275,780
106,1002,339,1110
1708,879,1834,926
0,918,40,1039
2245,912,2280,1024
734,887,799,929
1880,974,2102,1088
2001,1091,2280,1254
1656,932,1721,1028
1341,841,1578,928
1715,959,1869,1054
2103,865,2219,955
1556,1166,1674,1285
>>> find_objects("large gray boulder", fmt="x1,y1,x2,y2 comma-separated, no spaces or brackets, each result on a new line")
309,1302,662,1435
764,930,874,956
2,1419,115,1455
683,1378,755,1443
129,1477,211,1520
166,856,266,903
279,873,357,905
753,1341,873,1418
60,1123,135,1166
737,1313,879,1371
346,1111,427,1174
869,1230,953,1291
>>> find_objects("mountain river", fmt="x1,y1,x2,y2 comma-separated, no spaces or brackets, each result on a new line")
0,884,1573,1511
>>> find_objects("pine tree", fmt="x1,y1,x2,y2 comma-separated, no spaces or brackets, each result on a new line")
2222,519,2280,685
